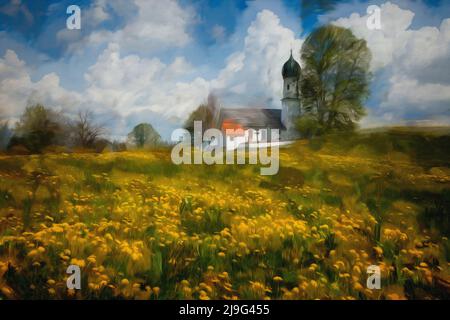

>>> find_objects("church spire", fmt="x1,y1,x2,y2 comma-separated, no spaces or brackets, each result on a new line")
282,50,301,79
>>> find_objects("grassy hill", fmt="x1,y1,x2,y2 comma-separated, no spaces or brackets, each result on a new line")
0,128,449,299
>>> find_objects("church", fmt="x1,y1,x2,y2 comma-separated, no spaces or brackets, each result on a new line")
215,51,302,145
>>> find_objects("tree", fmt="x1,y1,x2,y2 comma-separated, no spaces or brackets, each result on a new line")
128,123,161,148
72,110,104,149
10,104,65,153
112,140,127,152
300,25,371,134
296,114,323,139
184,93,219,133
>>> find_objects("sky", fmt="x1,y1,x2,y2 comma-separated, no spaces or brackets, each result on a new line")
0,0,450,140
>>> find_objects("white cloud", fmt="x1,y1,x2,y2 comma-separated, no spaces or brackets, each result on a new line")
212,9,303,108
332,2,450,125
387,75,450,106
332,2,415,71
56,0,110,44
0,45,209,136
86,0,110,26
62,0,196,54
0,50,80,120
84,43,210,120
74,9,304,125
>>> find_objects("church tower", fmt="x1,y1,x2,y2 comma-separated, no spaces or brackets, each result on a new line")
281,51,301,140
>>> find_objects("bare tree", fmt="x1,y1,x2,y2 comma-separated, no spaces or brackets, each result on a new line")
72,110,104,148
184,93,220,133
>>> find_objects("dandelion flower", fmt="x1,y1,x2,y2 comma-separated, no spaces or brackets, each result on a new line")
273,276,283,282
353,282,363,291
373,246,383,257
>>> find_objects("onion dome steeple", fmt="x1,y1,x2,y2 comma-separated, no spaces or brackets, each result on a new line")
282,50,301,79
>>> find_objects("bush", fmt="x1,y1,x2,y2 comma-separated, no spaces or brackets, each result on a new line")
7,143,30,155
9,104,66,153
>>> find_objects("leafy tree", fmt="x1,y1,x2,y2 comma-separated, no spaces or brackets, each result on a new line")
128,123,161,148
300,25,371,134
184,93,219,133
10,104,65,153
296,114,323,139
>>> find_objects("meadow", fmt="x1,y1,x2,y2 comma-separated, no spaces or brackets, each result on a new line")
0,128,449,300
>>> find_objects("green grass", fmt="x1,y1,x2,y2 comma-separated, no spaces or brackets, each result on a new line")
0,128,449,300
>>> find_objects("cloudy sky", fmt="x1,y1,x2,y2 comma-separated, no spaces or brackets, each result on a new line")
0,0,449,140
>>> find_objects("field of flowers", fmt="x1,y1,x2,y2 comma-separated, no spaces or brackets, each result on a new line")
0,130,449,300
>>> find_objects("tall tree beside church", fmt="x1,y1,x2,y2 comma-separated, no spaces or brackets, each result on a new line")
300,25,371,133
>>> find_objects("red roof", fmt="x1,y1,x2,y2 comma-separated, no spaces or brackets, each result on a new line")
221,119,245,136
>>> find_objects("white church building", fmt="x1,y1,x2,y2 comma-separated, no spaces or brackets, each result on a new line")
215,51,302,146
